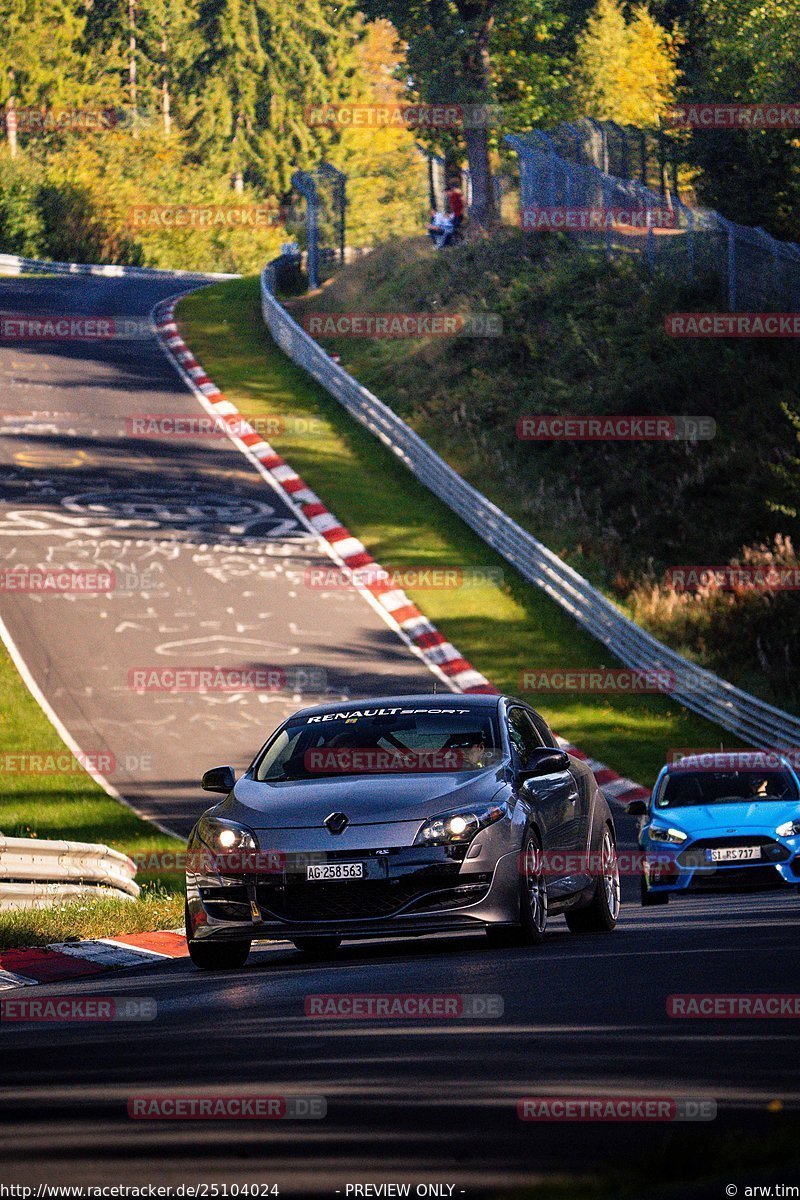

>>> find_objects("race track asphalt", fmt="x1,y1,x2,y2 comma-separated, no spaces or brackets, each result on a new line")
1,890,799,1193
0,274,437,835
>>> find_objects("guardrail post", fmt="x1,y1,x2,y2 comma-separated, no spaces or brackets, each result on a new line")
720,217,737,311
681,200,694,283
602,176,612,259
645,187,655,275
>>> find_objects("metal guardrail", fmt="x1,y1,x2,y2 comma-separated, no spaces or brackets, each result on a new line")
0,253,237,281
261,258,800,751
0,835,139,911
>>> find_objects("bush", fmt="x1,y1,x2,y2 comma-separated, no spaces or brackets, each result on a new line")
0,129,286,273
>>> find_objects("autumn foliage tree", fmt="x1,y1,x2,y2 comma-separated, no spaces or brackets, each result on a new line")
574,0,681,125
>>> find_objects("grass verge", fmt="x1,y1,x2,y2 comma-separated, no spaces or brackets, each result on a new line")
0,639,184,948
0,892,183,950
176,275,745,788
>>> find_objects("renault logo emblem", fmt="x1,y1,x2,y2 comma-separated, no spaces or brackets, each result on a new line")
324,812,349,835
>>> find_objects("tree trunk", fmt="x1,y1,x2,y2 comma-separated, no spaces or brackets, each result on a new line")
6,96,17,158
128,0,138,133
161,29,171,138
464,126,493,228
461,10,496,229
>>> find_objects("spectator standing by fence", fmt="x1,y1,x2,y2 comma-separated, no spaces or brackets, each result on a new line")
446,181,465,233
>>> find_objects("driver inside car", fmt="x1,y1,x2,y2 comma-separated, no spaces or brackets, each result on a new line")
444,730,492,770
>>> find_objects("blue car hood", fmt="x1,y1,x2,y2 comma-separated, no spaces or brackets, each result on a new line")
652,799,800,837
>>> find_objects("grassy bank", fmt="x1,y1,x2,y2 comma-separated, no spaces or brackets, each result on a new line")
0,640,184,948
176,275,744,789
287,233,800,712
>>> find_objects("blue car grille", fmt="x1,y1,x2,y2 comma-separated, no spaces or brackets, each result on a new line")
688,865,786,890
676,835,790,869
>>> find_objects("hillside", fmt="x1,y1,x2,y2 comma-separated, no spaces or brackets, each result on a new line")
289,232,800,711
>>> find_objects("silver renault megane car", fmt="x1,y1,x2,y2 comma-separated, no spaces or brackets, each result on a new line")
185,693,620,968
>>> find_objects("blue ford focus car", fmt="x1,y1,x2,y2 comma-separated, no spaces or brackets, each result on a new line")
631,752,800,905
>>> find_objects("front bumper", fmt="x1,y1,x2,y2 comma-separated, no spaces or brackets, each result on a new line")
643,834,800,893
186,839,522,942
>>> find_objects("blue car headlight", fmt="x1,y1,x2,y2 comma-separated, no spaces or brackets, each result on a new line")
414,800,510,846
647,824,688,845
776,819,800,838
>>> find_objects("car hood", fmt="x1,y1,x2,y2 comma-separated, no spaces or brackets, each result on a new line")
652,799,800,837
218,768,507,830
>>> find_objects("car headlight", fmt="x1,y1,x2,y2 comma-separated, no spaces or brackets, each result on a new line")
776,819,800,838
196,815,258,854
647,824,688,845
414,800,510,846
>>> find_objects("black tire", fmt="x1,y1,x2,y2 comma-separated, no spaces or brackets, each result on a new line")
291,936,342,957
518,828,549,945
566,824,621,933
187,937,251,970
640,876,669,907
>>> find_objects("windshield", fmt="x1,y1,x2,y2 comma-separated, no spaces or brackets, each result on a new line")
254,707,501,781
656,770,799,809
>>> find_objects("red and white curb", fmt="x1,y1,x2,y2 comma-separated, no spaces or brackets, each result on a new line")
0,931,188,991
153,296,491,697
151,296,650,812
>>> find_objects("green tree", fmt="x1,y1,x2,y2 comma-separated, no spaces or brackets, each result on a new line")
79,0,200,134
0,0,86,153
492,0,585,134
680,0,800,239
360,0,508,229
187,0,360,194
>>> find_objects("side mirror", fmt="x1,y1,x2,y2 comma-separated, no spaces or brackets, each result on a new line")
518,746,571,783
627,799,649,816
201,765,236,794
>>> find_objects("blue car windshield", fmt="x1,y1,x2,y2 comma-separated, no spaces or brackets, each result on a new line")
657,770,799,809
255,708,501,781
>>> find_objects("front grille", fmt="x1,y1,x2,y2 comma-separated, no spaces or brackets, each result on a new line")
256,874,491,923
689,865,785,891
677,836,789,869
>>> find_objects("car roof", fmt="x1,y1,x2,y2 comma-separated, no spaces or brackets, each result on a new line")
288,693,503,719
